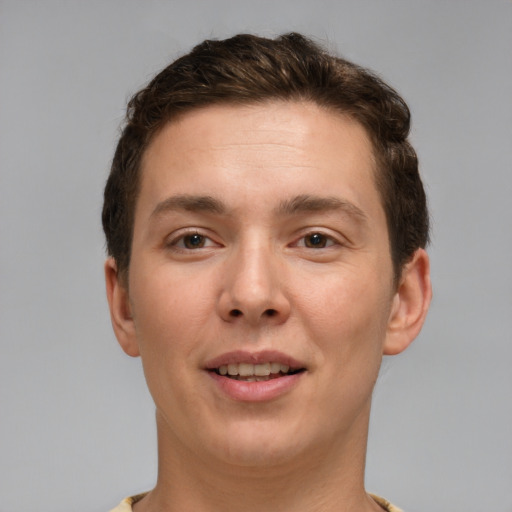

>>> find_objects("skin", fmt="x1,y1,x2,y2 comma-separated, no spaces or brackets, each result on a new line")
105,101,431,512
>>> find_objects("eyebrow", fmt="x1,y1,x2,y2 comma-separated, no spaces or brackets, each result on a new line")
275,194,368,222
150,194,227,219
150,193,368,223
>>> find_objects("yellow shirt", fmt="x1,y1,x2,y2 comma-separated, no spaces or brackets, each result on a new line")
109,492,403,511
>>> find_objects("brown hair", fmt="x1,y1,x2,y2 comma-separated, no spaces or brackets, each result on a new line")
102,32,429,283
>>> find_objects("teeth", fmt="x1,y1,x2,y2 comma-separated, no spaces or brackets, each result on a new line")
217,362,292,377
239,363,254,376
254,363,270,376
270,362,281,374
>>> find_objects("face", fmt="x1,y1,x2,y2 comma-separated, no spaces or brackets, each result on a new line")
106,101,429,469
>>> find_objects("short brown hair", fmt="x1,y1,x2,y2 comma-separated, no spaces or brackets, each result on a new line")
102,32,429,283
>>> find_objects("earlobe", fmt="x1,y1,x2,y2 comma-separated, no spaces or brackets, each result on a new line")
104,258,140,357
383,249,432,355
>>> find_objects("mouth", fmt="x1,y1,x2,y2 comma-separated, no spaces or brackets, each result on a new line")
205,351,306,401
210,362,305,382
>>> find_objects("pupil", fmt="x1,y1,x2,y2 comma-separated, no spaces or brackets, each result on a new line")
185,234,204,248
307,233,325,248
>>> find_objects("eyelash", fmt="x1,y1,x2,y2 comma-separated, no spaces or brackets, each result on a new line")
166,229,341,252
167,230,218,251
292,231,339,249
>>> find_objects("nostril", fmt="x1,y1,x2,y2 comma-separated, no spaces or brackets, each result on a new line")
264,309,277,317
230,309,243,317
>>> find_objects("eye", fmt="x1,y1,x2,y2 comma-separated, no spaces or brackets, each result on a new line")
169,231,218,250
297,232,336,249
182,233,207,249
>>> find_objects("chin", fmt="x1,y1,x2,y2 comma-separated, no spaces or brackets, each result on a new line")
208,419,308,468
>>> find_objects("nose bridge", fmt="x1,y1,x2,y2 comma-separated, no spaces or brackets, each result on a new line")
218,233,289,324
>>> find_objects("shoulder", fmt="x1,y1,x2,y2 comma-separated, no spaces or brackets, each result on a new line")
108,492,148,512
370,493,404,512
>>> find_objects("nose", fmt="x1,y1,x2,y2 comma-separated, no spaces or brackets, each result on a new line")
217,240,291,326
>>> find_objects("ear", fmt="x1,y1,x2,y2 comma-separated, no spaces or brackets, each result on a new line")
383,248,432,355
104,257,140,357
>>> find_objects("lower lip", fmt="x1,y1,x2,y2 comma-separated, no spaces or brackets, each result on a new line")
207,371,304,402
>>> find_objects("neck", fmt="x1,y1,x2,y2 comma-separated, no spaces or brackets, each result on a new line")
135,404,381,512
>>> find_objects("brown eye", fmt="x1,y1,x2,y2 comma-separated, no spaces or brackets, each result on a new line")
183,233,206,249
304,233,329,248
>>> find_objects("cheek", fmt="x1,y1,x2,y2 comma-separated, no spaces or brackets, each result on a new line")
296,267,392,358
129,264,220,360
128,272,205,411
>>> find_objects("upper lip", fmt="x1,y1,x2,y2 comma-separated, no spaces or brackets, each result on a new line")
204,350,306,370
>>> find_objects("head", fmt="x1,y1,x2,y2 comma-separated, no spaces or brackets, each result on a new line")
102,32,429,286
102,33,432,471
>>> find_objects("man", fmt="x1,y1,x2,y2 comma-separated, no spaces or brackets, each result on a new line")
103,33,431,512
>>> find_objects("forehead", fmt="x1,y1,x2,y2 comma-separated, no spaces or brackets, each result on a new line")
137,101,383,224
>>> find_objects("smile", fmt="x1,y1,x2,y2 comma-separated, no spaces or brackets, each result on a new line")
205,351,307,401
213,362,303,381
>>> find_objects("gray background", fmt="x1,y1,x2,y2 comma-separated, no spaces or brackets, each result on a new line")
1,1,511,511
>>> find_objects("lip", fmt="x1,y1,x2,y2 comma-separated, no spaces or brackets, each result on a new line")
204,350,304,370
204,350,307,403
208,371,304,402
